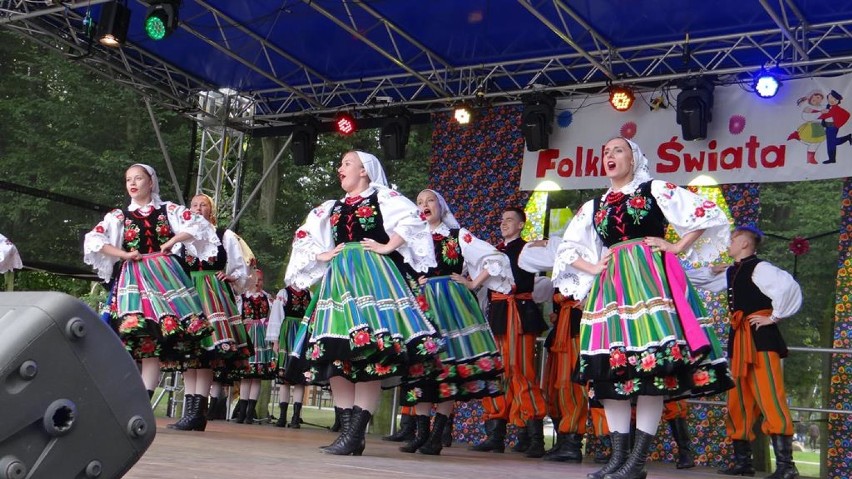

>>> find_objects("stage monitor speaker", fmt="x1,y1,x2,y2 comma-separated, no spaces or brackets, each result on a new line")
0,292,156,479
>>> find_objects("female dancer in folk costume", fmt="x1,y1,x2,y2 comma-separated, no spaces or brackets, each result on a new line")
285,150,440,456
232,269,276,424
267,284,312,428
0,233,23,273
83,163,219,397
395,188,510,456
163,193,253,430
551,138,733,479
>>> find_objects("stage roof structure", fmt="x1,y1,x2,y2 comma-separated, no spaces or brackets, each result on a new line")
2,0,852,132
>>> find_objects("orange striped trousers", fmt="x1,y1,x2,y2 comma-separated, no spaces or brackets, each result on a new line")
481,333,547,426
725,350,794,440
544,298,588,434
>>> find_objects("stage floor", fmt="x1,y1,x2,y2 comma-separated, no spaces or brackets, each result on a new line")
124,418,726,479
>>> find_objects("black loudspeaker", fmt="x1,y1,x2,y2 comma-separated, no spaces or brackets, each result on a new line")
522,94,556,151
291,122,318,166
380,115,411,161
0,292,156,479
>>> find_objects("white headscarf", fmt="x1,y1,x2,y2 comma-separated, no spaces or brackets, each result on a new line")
355,151,389,188
129,163,164,207
604,138,652,196
420,189,460,229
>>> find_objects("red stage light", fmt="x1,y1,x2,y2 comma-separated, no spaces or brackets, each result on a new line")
335,112,357,135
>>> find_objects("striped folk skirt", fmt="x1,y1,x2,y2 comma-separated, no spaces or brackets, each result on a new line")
287,242,441,384
190,270,252,371
577,239,733,400
112,252,212,369
402,275,503,405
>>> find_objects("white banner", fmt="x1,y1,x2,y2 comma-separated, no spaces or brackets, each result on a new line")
520,74,852,190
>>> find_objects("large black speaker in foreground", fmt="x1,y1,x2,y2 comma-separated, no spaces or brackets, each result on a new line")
0,292,155,479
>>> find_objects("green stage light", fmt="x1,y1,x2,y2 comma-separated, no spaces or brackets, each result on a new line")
145,1,179,41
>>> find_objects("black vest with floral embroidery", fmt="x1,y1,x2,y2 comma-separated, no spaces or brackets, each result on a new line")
592,181,667,246
427,228,463,276
241,293,270,321
284,286,311,318
122,205,173,254
330,191,390,244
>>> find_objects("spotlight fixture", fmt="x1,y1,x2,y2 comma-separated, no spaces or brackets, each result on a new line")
609,86,635,112
290,118,320,166
676,77,715,141
453,105,474,126
753,71,781,98
334,112,358,136
521,93,556,151
96,1,131,47
380,108,411,161
144,0,180,41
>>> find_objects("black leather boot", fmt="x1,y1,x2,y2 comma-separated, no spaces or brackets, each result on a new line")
767,435,800,479
167,394,197,431
244,399,258,424
321,408,352,450
206,397,220,420
511,425,530,453
289,402,303,429
587,432,629,479
330,406,342,432
232,399,247,423
602,430,654,479
441,413,454,447
525,419,546,458
669,417,695,469
400,415,431,453
420,413,449,455
469,419,507,453
383,414,416,441
544,433,583,462
718,439,756,476
275,402,289,427
195,394,208,431
323,406,370,456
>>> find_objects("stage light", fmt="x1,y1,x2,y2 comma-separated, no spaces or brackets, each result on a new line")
521,93,556,151
145,0,180,41
753,71,781,98
96,1,131,47
454,105,474,125
290,118,319,166
609,86,635,112
334,112,357,135
676,77,715,141
380,109,411,161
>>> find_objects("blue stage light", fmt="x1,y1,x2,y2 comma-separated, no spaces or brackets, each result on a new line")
754,72,781,98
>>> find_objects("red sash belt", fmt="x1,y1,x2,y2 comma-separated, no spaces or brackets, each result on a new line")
491,291,533,374
729,308,772,379
552,294,580,352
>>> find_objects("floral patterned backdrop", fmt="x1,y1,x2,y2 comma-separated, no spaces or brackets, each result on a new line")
827,178,852,479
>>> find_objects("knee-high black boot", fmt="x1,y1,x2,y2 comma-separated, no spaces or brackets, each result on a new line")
324,406,371,456
275,402,289,427
441,413,454,447
767,435,800,479
382,413,416,442
321,408,352,449
420,413,449,455
469,419,507,453
669,417,695,469
544,433,583,463
602,430,654,479
289,402,303,429
400,415,431,453
244,399,258,424
206,397,220,421
525,419,546,458
232,399,247,423
587,432,629,479
718,439,756,476
330,406,343,432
